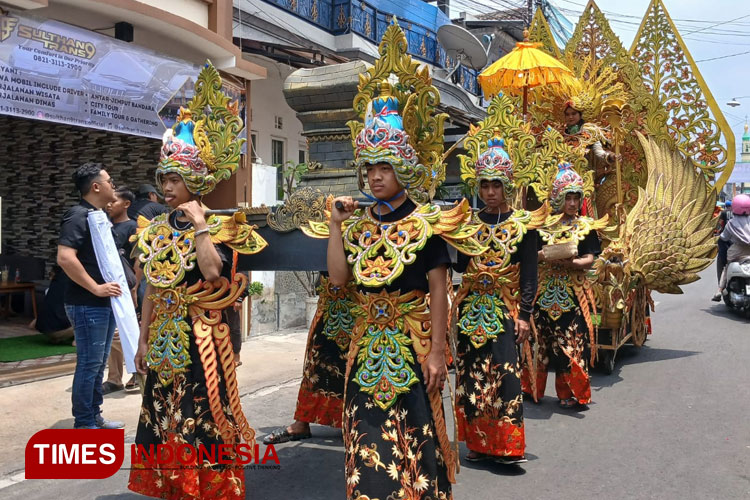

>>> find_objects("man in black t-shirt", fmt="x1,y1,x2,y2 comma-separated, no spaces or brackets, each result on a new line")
57,162,125,430
102,186,138,394
127,184,168,222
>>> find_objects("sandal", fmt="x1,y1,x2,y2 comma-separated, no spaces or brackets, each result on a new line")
495,456,528,465
262,427,312,445
465,451,491,462
125,375,138,390
559,398,578,409
101,382,124,395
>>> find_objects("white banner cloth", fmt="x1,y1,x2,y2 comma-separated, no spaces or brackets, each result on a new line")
87,210,139,373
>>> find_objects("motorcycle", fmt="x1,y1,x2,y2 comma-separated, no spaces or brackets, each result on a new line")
723,257,750,317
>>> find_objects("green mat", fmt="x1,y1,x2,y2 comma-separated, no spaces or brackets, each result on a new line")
0,334,76,362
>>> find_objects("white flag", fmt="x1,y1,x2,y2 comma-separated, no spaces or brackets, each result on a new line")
87,210,140,373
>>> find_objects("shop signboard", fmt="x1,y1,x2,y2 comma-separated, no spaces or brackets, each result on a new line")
0,11,246,142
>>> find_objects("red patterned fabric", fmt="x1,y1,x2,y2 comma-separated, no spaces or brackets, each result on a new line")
456,413,525,458
294,386,345,428
129,465,245,500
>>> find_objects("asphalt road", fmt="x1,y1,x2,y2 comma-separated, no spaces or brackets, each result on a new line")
5,267,749,500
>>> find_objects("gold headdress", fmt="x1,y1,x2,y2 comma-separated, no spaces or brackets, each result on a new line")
555,55,628,122
459,95,538,197
156,61,244,196
347,19,447,204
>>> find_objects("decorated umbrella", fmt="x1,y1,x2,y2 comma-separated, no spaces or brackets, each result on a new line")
478,36,575,116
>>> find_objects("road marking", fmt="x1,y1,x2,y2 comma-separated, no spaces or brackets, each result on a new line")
0,471,25,491
242,377,302,400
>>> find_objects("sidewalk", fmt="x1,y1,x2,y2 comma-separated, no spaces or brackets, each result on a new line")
0,327,310,482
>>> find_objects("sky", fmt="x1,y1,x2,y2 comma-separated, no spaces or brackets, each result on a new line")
454,0,750,154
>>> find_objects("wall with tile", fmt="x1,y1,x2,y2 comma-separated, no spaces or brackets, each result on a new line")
0,115,160,267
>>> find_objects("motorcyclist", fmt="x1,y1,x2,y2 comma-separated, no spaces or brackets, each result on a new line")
712,200,732,301
714,194,750,300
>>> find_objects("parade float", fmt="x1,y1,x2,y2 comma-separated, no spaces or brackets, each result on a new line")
471,0,732,373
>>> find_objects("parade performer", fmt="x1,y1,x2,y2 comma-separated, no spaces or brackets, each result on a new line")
563,103,614,183
555,59,626,187
452,135,546,463
263,274,355,444
128,62,268,500
303,22,484,499
522,162,606,408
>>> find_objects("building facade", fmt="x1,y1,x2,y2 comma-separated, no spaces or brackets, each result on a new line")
0,0,264,336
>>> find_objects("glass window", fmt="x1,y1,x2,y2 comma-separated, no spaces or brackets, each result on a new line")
250,133,258,163
298,149,306,164
271,139,284,166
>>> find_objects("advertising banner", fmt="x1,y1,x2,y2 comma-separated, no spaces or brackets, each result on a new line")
0,11,246,142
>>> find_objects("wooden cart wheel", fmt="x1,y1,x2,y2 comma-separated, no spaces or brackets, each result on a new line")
630,286,648,347
599,350,615,374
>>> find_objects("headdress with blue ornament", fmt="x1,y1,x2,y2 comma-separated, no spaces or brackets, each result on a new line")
474,135,515,198
156,61,244,196
347,19,448,205
549,161,584,211
353,82,426,200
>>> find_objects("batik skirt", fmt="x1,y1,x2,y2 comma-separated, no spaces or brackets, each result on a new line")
343,289,453,500
523,302,591,404
455,290,525,458
294,280,352,427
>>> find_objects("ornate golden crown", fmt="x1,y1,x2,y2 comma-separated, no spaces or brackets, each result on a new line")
156,61,244,196
347,19,447,203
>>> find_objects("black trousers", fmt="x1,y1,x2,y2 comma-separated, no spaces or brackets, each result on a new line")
717,239,730,283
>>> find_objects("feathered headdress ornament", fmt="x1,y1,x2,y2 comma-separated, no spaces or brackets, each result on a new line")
550,161,585,211
347,19,447,204
156,61,244,196
555,55,628,122
467,135,515,198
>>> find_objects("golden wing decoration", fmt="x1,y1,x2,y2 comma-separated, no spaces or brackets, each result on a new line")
432,199,486,256
526,202,551,230
624,133,718,294
208,215,268,255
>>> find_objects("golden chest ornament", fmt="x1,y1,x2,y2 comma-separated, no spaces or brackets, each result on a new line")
342,205,436,287
536,215,606,321
465,209,532,273
303,198,486,287
133,212,268,289
457,207,546,349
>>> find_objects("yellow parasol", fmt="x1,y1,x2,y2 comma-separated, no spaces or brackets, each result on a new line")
478,39,575,116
